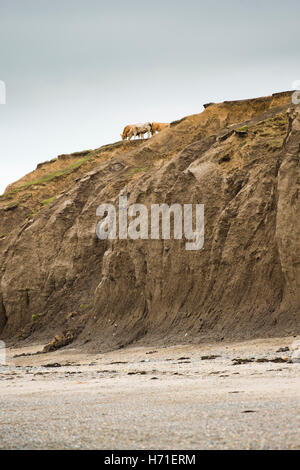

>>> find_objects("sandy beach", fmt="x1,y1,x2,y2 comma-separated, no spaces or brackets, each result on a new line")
0,336,299,450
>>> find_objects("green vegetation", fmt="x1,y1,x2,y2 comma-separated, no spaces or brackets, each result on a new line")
79,304,89,311
129,167,148,175
32,314,41,321
276,119,287,126
28,208,40,219
42,196,56,206
235,125,249,134
0,154,92,200
268,139,284,150
5,202,18,210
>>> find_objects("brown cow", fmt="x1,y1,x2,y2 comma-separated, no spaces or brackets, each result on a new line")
120,125,134,140
121,122,152,140
151,122,169,136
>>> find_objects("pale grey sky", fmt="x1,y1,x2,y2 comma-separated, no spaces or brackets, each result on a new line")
1,0,300,194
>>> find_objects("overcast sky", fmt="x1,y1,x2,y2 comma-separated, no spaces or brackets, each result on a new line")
1,0,300,194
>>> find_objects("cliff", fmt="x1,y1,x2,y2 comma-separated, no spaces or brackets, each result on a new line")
0,91,299,351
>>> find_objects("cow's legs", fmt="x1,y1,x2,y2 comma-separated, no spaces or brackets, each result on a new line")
128,130,134,140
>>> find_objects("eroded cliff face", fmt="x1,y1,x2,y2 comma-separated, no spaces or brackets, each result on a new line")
0,92,299,350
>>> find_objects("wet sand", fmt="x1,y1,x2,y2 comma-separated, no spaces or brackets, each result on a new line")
0,336,299,449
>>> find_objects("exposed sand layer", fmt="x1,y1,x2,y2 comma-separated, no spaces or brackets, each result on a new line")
0,337,299,450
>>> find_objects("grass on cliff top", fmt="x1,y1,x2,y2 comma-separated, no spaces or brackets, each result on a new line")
1,155,92,200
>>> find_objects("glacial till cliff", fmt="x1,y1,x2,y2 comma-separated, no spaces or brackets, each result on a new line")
0,91,299,351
